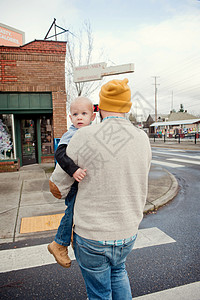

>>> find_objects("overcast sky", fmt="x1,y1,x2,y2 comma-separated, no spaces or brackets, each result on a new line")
1,0,200,118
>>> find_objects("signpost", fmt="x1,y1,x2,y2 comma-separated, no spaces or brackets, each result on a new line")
73,62,134,83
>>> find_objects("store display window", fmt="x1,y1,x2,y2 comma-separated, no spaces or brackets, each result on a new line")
0,114,15,160
40,116,53,155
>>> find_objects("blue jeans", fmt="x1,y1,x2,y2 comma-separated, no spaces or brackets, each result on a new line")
54,183,78,246
74,233,137,300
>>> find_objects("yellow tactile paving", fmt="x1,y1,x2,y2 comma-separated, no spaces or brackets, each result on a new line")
20,214,64,234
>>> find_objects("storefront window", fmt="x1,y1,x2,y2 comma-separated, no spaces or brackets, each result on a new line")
40,116,54,155
0,114,14,160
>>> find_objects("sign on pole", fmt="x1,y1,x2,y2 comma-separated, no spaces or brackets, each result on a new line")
73,63,134,83
73,62,107,83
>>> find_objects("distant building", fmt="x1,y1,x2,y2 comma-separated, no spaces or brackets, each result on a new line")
167,111,197,122
143,114,168,134
150,111,200,137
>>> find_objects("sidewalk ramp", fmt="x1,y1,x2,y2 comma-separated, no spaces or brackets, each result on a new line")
20,214,64,233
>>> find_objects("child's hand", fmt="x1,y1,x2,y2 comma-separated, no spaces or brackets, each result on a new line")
73,168,87,182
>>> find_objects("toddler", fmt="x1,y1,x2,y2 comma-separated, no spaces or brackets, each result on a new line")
48,96,96,268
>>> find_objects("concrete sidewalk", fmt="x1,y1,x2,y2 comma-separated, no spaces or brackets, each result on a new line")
0,162,179,244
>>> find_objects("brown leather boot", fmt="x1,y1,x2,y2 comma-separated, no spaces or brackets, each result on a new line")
48,241,71,268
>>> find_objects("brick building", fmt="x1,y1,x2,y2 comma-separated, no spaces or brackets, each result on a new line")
0,40,67,171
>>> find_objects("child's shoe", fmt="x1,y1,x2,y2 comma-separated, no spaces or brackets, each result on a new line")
48,241,71,268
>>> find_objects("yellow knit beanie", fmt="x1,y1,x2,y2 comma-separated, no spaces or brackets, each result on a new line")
99,78,132,113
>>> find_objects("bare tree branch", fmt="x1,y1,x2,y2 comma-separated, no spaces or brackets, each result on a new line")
64,20,105,106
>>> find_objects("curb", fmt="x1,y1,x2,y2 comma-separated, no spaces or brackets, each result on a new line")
144,171,179,214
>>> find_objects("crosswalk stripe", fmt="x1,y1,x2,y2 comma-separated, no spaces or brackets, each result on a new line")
152,148,186,153
152,150,200,160
134,281,200,300
151,160,185,168
0,227,175,273
168,158,200,165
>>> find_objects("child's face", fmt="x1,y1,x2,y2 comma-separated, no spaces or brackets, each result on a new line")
70,100,96,129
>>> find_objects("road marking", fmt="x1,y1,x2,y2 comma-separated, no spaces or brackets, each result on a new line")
0,227,175,273
0,243,75,274
168,158,200,165
151,160,185,168
134,281,200,299
164,149,186,152
152,148,186,153
134,227,175,249
152,150,200,160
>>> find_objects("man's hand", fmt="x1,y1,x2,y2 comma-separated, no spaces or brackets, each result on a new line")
73,168,87,182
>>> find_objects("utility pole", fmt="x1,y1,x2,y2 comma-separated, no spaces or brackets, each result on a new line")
171,90,173,112
152,76,160,122
152,76,160,134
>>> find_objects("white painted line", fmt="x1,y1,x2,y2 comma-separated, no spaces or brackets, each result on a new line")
151,160,185,168
134,227,176,249
169,158,200,165
134,281,200,300
164,149,186,152
0,228,175,273
0,244,75,273
152,150,200,160
152,148,186,153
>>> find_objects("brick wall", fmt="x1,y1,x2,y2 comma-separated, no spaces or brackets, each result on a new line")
0,40,67,137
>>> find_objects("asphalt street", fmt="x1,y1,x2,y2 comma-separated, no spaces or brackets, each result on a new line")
0,141,199,299
135,146,200,297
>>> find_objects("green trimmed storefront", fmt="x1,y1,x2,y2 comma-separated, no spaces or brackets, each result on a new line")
0,40,67,172
0,92,54,168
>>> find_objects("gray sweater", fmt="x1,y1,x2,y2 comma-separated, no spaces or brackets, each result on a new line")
50,118,151,241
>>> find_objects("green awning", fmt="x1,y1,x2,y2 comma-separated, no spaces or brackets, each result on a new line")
0,93,52,114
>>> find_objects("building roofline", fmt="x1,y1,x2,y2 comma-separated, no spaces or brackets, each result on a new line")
22,39,67,47
150,119,200,127
0,39,67,49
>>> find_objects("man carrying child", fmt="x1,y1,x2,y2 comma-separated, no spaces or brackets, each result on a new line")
49,78,151,300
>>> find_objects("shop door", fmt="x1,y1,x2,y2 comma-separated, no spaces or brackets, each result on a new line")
21,119,37,165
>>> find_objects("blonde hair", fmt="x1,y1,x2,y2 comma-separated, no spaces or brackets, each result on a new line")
70,96,93,113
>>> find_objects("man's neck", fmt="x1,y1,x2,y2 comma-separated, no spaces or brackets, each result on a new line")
100,110,125,120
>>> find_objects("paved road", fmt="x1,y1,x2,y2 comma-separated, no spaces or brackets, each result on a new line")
132,147,200,298
0,146,199,299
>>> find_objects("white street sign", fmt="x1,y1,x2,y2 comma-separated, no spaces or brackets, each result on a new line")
73,62,107,83
73,63,134,83
102,63,134,77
